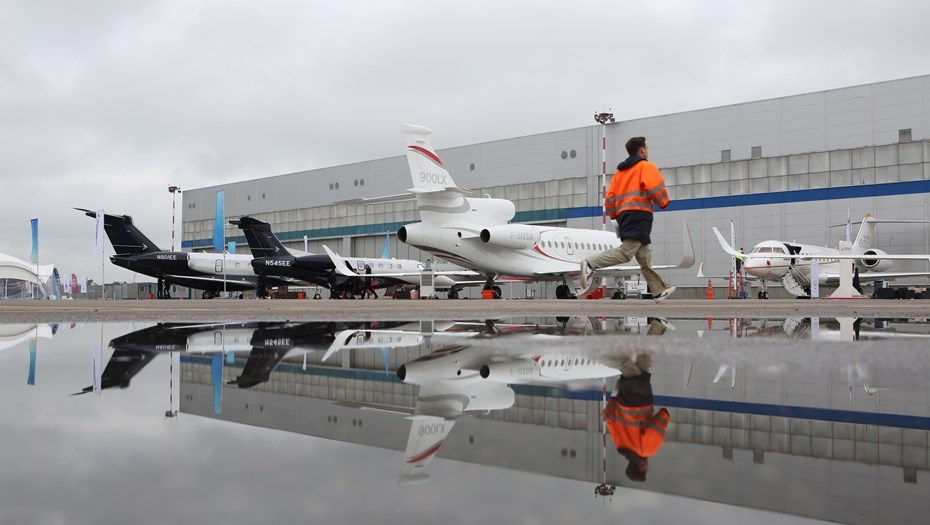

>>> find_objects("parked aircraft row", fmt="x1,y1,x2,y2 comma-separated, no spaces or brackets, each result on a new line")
77,125,930,299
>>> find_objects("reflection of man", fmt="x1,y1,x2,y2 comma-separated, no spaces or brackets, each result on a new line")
604,347,670,482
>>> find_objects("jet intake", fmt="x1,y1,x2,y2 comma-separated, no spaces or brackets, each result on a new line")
479,359,538,381
397,222,440,247
859,249,892,272
479,224,540,250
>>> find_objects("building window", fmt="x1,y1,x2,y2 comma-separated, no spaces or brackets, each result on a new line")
721,149,731,162
751,146,762,159
899,128,912,143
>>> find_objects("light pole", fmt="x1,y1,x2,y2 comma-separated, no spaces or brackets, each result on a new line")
168,185,182,251
166,185,181,419
594,111,615,231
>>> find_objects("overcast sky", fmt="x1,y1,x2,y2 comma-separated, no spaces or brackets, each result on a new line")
3,0,930,282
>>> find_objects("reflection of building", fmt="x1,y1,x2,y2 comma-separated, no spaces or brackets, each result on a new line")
181,341,930,524
0,252,59,299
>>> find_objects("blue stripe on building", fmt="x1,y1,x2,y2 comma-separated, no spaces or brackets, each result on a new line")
181,355,930,430
185,180,930,248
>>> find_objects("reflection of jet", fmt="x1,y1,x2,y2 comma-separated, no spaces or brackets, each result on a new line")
343,125,694,299
77,209,286,298
74,321,386,394
712,215,930,298
324,320,668,481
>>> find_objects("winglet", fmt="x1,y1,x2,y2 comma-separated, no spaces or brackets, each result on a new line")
677,222,695,268
322,245,359,277
712,227,742,257
321,329,357,362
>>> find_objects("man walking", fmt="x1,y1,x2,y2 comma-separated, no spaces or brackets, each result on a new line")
580,137,676,302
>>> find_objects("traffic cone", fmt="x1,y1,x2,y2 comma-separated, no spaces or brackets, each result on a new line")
705,279,714,300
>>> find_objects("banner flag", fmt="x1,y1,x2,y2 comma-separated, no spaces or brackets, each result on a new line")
71,273,78,295
30,218,39,264
80,275,87,293
212,353,223,415
28,340,36,386
213,191,224,253
93,210,105,260
227,241,235,255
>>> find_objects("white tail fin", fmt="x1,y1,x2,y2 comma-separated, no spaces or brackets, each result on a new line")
401,124,457,191
852,214,876,253
400,415,455,479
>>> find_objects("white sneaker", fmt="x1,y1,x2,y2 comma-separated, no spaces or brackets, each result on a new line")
579,260,594,290
654,286,676,303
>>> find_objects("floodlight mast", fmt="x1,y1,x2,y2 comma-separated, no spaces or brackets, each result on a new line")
593,111,614,231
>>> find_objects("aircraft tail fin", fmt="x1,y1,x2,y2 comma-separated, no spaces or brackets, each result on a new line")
851,214,930,253
75,208,161,255
401,124,458,191
400,415,455,480
230,216,292,258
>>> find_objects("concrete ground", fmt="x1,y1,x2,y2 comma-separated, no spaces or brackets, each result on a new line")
1,297,928,323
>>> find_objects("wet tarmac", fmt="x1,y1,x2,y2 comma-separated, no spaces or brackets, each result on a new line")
1,298,929,322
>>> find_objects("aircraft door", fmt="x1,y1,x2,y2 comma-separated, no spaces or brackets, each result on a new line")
564,237,575,256
215,259,223,273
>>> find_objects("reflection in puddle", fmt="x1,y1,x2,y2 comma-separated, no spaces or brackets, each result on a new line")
6,316,930,524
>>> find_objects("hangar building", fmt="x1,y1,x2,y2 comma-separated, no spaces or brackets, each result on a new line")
182,74,930,298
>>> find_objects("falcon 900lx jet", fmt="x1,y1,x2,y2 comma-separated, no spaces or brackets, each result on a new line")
345,125,694,299
77,209,284,298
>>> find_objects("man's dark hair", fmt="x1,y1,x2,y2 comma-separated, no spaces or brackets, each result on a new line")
625,459,647,482
625,137,646,157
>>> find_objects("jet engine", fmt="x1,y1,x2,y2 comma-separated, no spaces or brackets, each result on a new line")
397,222,442,247
858,249,892,272
479,359,539,382
479,224,540,250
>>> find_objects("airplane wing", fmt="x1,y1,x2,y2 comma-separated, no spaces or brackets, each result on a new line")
797,253,930,262
321,245,481,279
820,270,930,283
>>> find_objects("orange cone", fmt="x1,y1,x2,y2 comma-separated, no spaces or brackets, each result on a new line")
705,279,714,300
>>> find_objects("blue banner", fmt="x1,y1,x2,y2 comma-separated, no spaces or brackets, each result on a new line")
212,353,223,415
213,190,224,253
30,218,38,264
28,340,36,386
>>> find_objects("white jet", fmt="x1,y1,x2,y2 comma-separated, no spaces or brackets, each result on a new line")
712,214,930,298
344,125,694,299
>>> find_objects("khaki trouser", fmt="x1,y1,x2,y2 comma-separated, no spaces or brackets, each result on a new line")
586,238,667,296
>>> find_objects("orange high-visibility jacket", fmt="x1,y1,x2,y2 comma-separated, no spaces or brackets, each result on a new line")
604,397,670,458
605,160,669,219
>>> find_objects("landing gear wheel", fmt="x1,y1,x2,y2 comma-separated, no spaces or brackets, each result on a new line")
556,284,570,299
492,286,502,299
612,289,626,300
763,291,769,299
202,290,216,299
447,289,459,299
